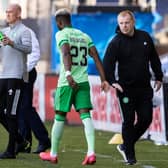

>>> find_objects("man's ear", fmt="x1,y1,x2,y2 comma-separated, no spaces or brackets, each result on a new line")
58,20,63,26
57,20,64,29
17,11,21,19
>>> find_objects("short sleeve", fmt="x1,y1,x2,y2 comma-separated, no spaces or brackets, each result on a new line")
56,31,69,48
84,33,94,48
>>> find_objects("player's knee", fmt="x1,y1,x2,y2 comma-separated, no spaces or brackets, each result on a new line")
80,112,91,120
55,113,66,121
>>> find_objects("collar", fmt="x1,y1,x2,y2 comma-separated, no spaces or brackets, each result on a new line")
9,20,22,29
115,26,136,38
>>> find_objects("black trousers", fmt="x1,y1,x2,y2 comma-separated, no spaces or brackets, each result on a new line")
0,78,23,154
18,68,50,146
117,86,153,157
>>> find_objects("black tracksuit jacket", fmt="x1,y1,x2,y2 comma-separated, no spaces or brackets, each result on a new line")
103,28,163,88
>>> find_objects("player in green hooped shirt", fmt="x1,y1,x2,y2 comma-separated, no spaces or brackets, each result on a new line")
39,8,110,165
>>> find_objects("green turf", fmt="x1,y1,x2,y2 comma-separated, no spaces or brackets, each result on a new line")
0,122,167,168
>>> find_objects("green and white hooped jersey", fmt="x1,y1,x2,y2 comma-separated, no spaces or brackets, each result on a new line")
56,27,94,87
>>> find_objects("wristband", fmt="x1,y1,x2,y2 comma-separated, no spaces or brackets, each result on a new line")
65,71,71,77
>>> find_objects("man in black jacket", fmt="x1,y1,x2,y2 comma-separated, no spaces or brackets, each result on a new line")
103,10,163,165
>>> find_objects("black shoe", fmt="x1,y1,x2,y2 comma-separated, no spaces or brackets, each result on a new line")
33,141,51,154
0,151,16,159
117,144,127,162
117,144,137,165
15,140,31,154
126,156,137,165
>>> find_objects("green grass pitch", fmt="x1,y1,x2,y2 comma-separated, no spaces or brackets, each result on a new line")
0,122,167,168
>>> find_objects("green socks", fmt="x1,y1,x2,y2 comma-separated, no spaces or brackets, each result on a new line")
50,113,95,157
50,119,64,156
82,117,95,156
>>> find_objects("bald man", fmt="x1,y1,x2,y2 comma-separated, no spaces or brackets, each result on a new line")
103,10,163,165
0,3,32,159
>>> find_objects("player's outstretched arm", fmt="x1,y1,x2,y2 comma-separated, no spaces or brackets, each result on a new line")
89,46,110,92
